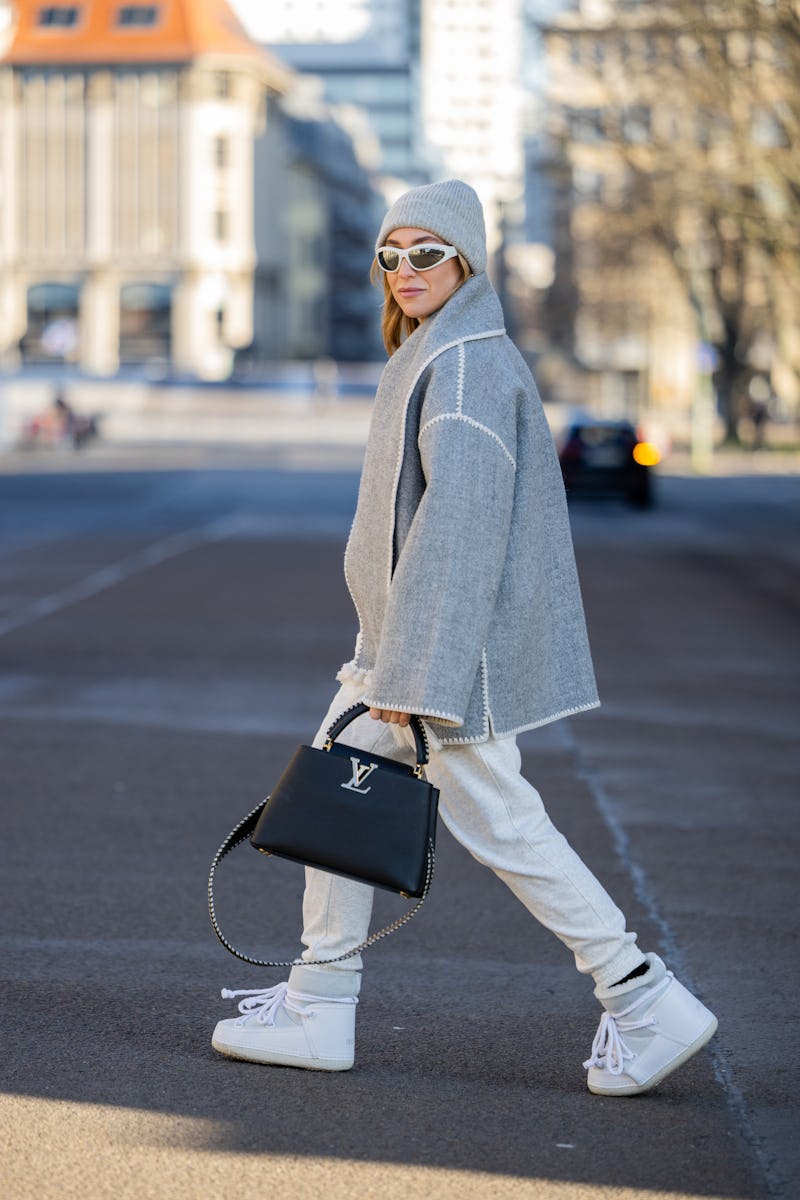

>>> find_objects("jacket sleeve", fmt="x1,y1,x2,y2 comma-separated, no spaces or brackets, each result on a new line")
362,400,517,726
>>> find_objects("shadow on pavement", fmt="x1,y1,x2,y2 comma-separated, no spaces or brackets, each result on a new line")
2,467,789,1198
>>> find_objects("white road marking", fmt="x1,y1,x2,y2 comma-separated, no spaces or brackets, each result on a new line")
0,516,244,639
557,721,775,1198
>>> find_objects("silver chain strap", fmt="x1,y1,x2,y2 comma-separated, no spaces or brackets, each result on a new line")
208,699,436,968
207,800,435,968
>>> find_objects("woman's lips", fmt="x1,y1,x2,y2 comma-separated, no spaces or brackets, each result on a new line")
398,288,424,296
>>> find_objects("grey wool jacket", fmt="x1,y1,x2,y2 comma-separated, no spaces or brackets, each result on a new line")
340,271,599,745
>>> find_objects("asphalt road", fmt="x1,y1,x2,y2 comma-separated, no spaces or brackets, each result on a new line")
1,454,798,1200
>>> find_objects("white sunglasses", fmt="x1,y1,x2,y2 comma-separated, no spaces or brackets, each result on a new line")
376,243,459,273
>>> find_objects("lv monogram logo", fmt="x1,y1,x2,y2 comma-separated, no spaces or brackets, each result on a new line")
341,756,379,795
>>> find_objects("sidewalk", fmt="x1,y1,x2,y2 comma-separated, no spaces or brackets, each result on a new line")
3,374,798,478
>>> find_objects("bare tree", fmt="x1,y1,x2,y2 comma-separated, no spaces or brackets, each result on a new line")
541,0,800,438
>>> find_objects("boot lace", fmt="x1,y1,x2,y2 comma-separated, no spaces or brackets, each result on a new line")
220,982,357,1027
583,973,673,1075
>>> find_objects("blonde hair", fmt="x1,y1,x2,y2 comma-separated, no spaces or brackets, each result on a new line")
371,253,471,356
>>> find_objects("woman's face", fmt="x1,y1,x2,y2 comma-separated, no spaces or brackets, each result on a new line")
381,227,464,322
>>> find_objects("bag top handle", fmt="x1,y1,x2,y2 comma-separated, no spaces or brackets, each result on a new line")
323,702,431,769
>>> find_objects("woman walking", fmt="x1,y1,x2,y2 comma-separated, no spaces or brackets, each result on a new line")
212,180,717,1095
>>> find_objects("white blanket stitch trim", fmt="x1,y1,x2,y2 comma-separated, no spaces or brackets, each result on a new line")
418,412,516,470
361,696,463,725
342,533,366,668
336,663,600,742
456,342,465,414
480,648,493,738
435,698,602,744
386,328,506,592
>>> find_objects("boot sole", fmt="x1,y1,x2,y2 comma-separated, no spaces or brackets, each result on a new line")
212,1037,353,1071
587,1013,718,1097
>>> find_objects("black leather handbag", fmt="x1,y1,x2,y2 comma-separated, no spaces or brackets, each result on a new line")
208,703,439,967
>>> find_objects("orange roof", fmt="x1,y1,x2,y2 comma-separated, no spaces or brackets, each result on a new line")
2,0,291,80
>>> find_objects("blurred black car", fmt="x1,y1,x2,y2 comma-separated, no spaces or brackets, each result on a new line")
558,419,658,509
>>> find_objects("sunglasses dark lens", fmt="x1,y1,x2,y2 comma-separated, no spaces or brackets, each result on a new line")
408,247,447,269
377,249,400,271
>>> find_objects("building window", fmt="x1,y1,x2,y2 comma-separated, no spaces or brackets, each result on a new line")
622,106,651,144
119,283,172,364
21,283,81,363
751,109,790,149
214,72,231,99
573,168,603,201
214,210,228,242
117,5,158,26
570,108,606,144
214,135,229,169
38,6,80,26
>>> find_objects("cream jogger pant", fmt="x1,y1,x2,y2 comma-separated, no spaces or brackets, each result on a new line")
298,682,644,990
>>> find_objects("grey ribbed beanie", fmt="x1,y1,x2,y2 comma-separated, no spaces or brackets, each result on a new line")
376,179,487,275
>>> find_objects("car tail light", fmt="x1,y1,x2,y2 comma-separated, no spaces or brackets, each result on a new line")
632,441,661,467
561,435,582,461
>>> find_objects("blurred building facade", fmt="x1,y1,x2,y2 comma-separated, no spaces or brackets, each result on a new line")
244,0,425,186
254,79,385,364
420,0,525,248
536,0,698,419
243,0,527,257
0,0,382,377
534,0,800,436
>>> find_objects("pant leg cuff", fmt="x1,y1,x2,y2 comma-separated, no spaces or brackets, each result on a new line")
591,945,648,992
289,963,361,997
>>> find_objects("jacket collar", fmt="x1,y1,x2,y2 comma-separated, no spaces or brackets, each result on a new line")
388,272,506,379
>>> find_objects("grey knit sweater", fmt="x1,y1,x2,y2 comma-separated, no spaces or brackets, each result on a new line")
341,272,599,745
